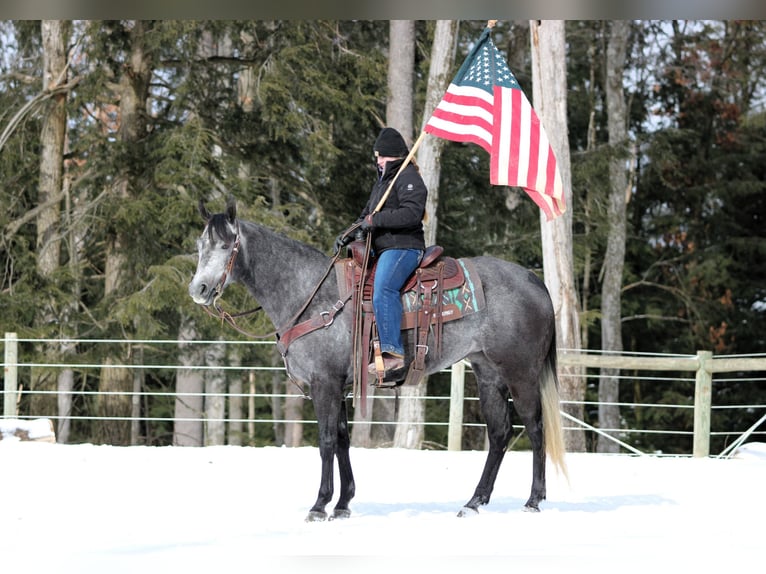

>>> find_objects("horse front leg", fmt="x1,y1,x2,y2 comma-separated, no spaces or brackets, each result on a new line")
330,396,355,520
305,379,344,522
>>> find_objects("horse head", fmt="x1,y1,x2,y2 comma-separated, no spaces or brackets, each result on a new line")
188,196,240,306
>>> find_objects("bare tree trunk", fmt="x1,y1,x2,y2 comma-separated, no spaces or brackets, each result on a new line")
57,365,74,443
419,20,459,248
382,20,419,448
248,372,256,444
351,21,417,447
97,20,153,445
392,20,459,450
130,344,143,444
271,339,285,445
98,232,133,443
385,20,415,145
204,342,226,446
228,346,243,446
530,20,585,452
377,19,440,449
174,320,204,446
58,149,81,443
598,21,632,453
580,33,600,352
37,20,67,280
283,380,305,447
31,20,70,424
350,392,375,447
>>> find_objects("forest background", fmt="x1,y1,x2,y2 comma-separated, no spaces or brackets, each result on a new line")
0,20,764,453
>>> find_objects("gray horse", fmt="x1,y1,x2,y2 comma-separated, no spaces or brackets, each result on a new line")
189,196,567,521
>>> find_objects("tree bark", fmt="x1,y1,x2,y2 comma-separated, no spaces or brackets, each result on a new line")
97,21,153,445
420,20,459,248
377,20,416,447
385,20,415,146
283,380,305,447
530,20,585,451
31,20,70,426
37,20,67,278
352,20,417,447
598,20,632,453
174,320,204,447
228,345,243,446
204,342,226,446
393,20,459,449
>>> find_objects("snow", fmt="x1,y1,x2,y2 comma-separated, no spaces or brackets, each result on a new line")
0,418,55,441
1,440,764,573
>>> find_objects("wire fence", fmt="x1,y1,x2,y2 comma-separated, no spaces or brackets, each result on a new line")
2,334,765,456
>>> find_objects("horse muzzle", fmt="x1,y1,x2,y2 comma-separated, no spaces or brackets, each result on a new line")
188,278,220,307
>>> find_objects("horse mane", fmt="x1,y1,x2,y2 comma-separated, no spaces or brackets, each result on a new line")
207,210,327,263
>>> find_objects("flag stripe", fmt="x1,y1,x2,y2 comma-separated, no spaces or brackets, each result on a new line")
524,100,539,193
438,83,494,111
426,119,492,153
430,103,493,133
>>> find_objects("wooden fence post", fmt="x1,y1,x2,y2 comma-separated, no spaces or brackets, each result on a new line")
693,350,713,457
3,332,19,418
448,361,465,451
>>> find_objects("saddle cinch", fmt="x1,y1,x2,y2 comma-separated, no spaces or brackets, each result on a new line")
335,241,486,390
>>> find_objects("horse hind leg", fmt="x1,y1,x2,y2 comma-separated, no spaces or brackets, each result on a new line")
458,361,515,517
512,376,547,512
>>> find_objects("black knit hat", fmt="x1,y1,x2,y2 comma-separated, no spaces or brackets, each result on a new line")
373,127,409,157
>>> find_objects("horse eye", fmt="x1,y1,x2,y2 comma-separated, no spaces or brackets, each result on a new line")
222,243,230,250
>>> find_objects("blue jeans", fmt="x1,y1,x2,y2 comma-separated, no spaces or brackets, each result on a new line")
372,248,424,357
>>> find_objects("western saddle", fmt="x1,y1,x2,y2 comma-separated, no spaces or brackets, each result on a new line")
335,241,483,393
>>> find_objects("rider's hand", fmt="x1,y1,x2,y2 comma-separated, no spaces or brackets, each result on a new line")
333,232,352,255
360,214,374,232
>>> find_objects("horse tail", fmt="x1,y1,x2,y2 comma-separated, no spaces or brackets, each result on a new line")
541,334,569,482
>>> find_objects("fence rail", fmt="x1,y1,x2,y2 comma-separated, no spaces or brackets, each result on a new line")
3,333,765,456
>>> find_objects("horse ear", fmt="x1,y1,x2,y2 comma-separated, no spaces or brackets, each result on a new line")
225,195,237,223
198,199,211,221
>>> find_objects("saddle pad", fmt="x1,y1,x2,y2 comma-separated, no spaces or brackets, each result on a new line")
400,258,485,330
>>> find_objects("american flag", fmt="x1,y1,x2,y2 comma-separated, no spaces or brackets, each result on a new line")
425,26,566,220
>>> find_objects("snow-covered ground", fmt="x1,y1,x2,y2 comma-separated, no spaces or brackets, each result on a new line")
1,438,763,573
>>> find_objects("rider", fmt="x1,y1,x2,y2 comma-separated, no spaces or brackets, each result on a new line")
335,127,427,375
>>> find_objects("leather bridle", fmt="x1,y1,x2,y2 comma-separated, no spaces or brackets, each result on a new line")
212,232,240,305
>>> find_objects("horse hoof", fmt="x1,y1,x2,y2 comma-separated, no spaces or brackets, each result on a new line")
522,504,541,513
457,506,479,518
330,508,351,521
305,510,328,522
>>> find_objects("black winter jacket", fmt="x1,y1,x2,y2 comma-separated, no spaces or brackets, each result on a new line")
360,159,427,254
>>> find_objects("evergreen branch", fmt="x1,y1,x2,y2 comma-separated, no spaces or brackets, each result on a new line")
0,75,81,154
2,190,67,240
622,279,687,298
621,314,691,324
